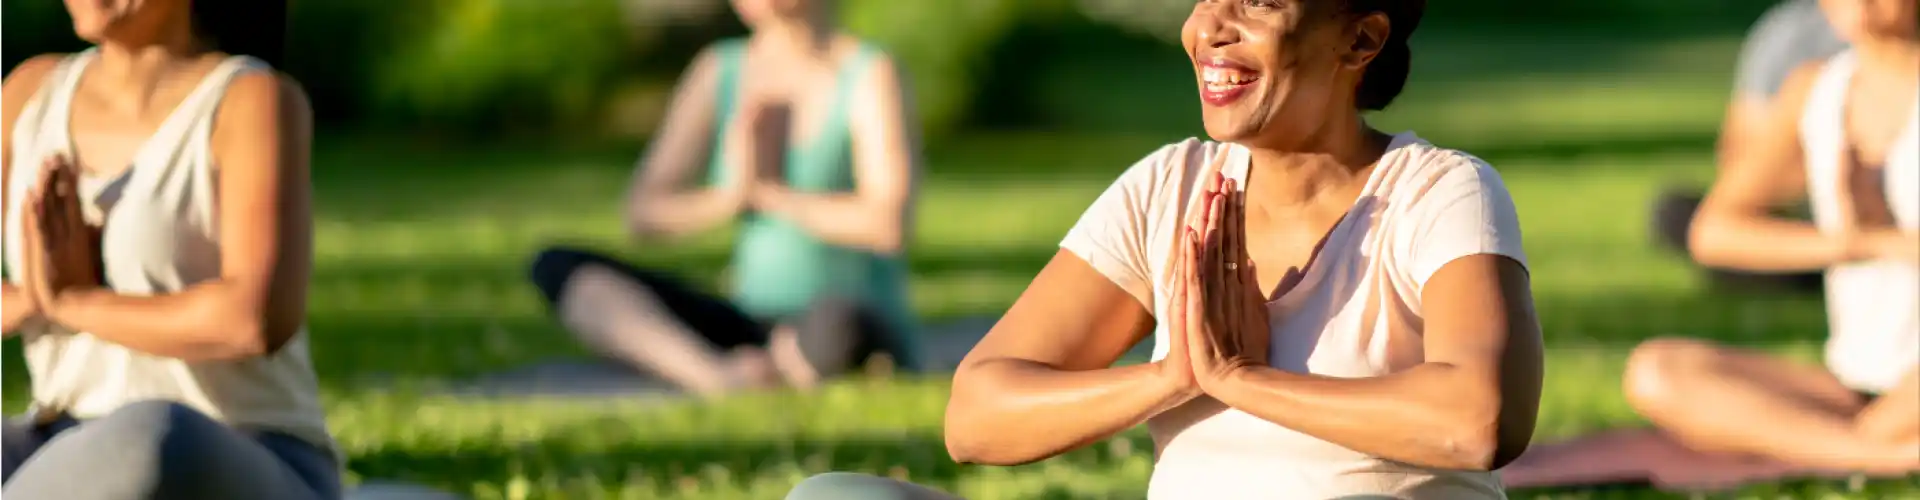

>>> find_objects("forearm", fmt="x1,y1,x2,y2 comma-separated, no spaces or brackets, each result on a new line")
945,360,1187,466
45,283,274,361
628,188,739,238
1210,364,1508,470
3,284,34,337
1689,214,1859,272
758,190,904,254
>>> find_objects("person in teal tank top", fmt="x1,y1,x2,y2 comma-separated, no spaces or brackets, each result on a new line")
528,0,926,397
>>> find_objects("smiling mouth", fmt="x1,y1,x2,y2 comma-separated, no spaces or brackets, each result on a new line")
1201,65,1261,93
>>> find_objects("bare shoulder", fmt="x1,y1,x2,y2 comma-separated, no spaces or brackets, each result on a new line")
1773,58,1831,120
224,71,314,120
3,54,72,128
212,71,314,173
680,41,729,84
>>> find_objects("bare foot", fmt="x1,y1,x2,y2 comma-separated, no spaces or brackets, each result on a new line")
767,325,824,390
721,346,783,391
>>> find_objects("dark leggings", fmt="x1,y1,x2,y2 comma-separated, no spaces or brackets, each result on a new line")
1651,188,1824,293
2,401,341,500
529,246,889,377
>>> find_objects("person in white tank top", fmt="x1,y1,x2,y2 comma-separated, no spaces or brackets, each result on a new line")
0,1,338,499
789,1,1549,499
1621,0,1920,475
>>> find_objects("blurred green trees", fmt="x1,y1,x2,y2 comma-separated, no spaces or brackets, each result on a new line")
1,0,1773,139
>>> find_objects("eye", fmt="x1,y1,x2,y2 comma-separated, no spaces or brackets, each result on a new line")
1241,0,1282,8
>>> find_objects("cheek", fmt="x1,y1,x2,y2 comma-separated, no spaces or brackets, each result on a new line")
1180,13,1203,54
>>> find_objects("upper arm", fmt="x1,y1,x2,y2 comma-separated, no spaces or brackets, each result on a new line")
630,47,725,199
1700,61,1824,219
1403,161,1542,459
210,72,314,350
848,53,920,244
957,145,1175,372
2,55,68,237
959,250,1156,373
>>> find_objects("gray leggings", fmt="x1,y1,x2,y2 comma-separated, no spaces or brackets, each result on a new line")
1,400,342,500
786,472,960,500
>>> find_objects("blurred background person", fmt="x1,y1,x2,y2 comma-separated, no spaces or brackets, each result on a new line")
527,0,928,397
1649,0,1847,293
1507,0,1918,487
1629,0,1918,473
0,0,338,498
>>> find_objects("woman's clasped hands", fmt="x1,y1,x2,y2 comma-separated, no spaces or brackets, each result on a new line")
1158,150,1273,401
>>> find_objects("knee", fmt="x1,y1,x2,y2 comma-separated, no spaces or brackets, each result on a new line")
530,247,587,287
78,401,224,486
786,472,919,500
1622,338,1717,410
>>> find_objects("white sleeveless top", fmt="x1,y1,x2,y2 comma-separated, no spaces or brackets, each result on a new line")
1799,51,1920,394
3,50,333,451
1063,134,1524,499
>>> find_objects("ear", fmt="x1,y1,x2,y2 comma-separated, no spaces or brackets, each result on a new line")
1343,12,1391,71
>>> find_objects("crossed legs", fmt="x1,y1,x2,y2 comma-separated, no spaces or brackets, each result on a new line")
1622,338,1920,474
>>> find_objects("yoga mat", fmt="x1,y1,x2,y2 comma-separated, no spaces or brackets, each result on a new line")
1501,428,1860,492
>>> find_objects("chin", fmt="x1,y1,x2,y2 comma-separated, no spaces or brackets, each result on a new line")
70,24,109,43
1199,115,1261,144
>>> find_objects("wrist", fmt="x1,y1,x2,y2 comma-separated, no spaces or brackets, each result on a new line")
1149,360,1200,402
1201,362,1258,400
41,286,99,324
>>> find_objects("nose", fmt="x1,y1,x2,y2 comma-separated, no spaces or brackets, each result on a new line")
1195,8,1242,48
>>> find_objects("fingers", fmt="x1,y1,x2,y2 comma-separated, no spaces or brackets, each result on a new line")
1221,179,1240,327
1168,227,1188,350
1200,144,1230,191
1184,231,1206,351
1204,187,1226,324
1184,143,1233,231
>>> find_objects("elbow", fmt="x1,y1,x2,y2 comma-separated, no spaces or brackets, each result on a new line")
209,315,297,361
942,423,1039,467
869,229,905,255
1435,409,1533,472
941,400,1007,465
1433,424,1504,472
1685,213,1735,267
941,406,990,464
941,380,1043,466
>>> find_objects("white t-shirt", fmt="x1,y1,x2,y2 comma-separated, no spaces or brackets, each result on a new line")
1061,133,1526,499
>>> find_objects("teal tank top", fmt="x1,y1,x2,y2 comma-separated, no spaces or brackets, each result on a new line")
706,39,925,371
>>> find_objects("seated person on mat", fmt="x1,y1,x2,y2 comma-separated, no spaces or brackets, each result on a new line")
1626,0,1920,475
787,1,1548,499
3,1,339,498
529,0,926,397
1651,0,1846,294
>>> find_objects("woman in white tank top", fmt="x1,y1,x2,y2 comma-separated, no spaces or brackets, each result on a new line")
1622,0,1920,475
790,1,1549,499
0,1,337,499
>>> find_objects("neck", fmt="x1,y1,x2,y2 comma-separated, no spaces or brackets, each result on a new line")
1853,38,1920,82
92,34,209,109
1243,115,1391,206
754,17,837,60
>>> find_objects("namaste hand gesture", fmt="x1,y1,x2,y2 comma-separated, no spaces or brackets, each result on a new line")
19,156,102,312
1157,149,1272,396
724,88,794,212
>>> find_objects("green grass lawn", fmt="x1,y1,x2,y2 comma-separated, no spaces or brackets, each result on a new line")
6,27,1918,499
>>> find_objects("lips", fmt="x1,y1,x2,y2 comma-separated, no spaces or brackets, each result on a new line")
1197,58,1261,107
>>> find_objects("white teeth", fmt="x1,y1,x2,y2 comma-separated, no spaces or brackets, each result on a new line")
1202,66,1257,85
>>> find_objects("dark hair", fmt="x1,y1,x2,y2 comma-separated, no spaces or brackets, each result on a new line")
191,0,288,68
1344,0,1424,111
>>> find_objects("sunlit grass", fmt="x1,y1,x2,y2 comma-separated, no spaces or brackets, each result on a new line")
5,28,1916,499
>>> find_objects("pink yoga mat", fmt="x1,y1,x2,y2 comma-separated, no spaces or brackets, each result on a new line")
1501,428,1863,492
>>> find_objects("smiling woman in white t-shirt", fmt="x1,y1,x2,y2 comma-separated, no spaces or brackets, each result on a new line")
784,1,1545,499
